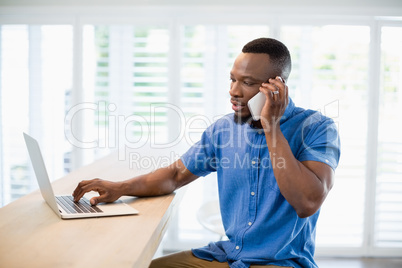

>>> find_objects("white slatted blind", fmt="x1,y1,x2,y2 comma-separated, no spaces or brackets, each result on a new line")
181,25,208,118
0,25,72,205
226,26,270,69
132,27,169,139
281,25,371,248
1,25,30,204
177,25,213,243
375,26,402,248
312,26,370,248
83,25,170,157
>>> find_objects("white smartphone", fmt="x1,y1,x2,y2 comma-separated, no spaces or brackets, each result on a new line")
248,76,284,121
248,92,266,121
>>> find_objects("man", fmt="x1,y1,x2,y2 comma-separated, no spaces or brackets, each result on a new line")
73,38,340,268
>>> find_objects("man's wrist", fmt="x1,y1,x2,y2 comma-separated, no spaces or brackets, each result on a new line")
264,126,283,147
119,180,132,196
262,121,281,135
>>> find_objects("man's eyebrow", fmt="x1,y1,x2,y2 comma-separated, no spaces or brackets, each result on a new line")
242,76,260,81
230,73,261,81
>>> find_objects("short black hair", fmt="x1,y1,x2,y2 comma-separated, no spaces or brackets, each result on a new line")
242,38,292,81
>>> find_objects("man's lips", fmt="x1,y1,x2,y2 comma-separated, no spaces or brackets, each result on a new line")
231,99,246,112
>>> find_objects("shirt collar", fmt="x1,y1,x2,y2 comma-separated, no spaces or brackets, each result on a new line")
245,97,295,129
280,97,295,124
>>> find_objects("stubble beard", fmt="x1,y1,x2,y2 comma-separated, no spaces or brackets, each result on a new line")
233,113,263,129
233,112,254,125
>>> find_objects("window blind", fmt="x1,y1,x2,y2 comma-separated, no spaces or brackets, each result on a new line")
375,26,402,248
0,25,72,205
1,25,30,205
281,25,370,248
83,25,170,156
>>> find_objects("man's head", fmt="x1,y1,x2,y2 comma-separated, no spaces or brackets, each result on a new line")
229,38,291,124
242,37,291,82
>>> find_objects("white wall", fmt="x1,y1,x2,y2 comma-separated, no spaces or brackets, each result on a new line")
0,0,401,7
0,0,402,17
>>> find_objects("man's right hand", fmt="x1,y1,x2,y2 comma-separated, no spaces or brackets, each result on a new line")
72,159,198,205
72,178,124,205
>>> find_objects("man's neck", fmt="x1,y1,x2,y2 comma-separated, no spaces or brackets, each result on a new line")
233,114,263,129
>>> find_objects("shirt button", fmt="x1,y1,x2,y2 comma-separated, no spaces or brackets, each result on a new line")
236,246,240,250
251,192,255,196
258,130,262,134
248,222,252,226
252,161,256,165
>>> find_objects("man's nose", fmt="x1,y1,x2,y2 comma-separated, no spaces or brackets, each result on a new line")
229,82,242,97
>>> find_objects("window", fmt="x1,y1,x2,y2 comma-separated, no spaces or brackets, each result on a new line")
0,10,401,258
0,25,73,205
81,25,170,158
282,25,370,248
375,26,402,249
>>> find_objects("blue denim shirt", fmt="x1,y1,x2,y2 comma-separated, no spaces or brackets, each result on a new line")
181,98,341,268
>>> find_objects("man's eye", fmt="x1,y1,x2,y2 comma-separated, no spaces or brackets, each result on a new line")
244,81,254,86
230,78,235,82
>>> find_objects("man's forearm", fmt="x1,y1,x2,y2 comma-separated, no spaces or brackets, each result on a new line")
121,164,180,197
73,159,197,205
121,159,198,198
265,128,330,218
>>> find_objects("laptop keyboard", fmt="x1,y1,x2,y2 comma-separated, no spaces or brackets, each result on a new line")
56,196,103,214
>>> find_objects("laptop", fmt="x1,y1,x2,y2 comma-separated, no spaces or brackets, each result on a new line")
23,132,139,219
